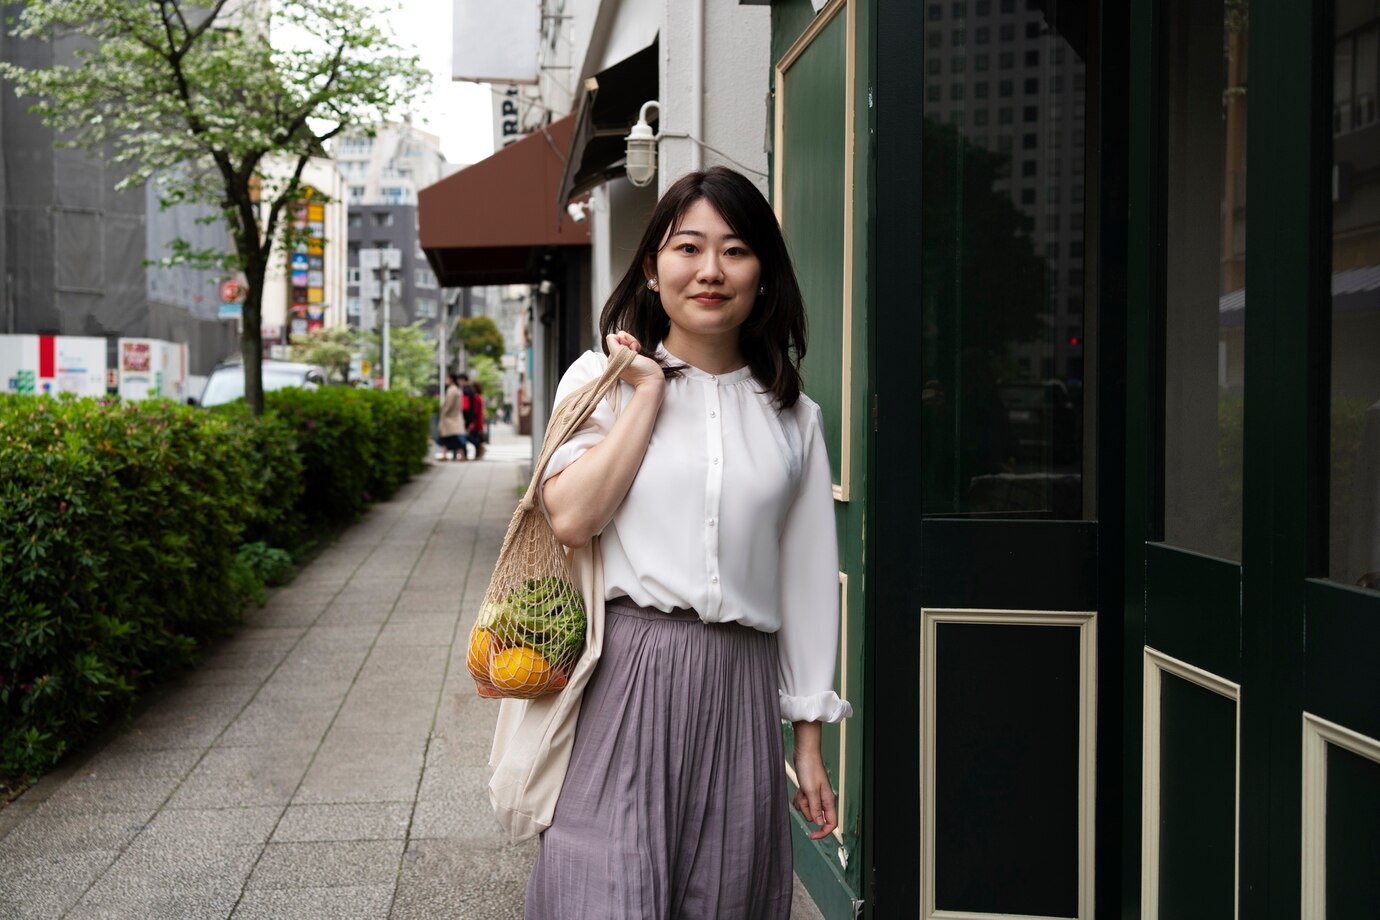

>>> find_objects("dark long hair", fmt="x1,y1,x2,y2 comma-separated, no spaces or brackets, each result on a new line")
598,166,808,409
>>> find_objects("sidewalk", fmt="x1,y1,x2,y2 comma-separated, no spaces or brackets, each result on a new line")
0,423,826,919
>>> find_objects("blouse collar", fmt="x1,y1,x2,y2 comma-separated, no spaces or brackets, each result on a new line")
657,346,755,385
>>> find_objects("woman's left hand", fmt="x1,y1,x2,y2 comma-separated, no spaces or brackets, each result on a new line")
791,723,838,841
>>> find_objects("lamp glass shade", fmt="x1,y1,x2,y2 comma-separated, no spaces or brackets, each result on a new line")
625,136,658,187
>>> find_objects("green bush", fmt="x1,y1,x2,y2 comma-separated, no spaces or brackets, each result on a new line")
0,386,431,779
0,396,258,774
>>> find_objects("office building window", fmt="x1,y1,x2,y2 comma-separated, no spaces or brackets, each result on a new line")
1025,77,1039,94
372,212,393,227
1000,24,1014,41
415,298,437,318
952,57,966,73
975,81,990,98
928,84,943,102
929,58,943,75
1024,105,1038,122
1022,159,1037,177
929,30,943,48
952,83,966,100
975,54,990,72
999,78,1014,97
1000,51,1014,69
1025,50,1040,67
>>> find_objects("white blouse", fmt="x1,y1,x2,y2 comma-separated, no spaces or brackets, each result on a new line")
539,348,852,724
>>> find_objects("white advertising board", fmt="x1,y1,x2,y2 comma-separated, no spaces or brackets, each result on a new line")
452,0,540,84
0,335,108,397
117,338,189,402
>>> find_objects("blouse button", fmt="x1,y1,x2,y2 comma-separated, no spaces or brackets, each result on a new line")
710,575,719,583
709,410,716,418
712,457,720,465
707,517,716,526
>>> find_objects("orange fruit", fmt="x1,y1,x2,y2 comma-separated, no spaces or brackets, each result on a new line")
489,646,552,696
467,628,499,682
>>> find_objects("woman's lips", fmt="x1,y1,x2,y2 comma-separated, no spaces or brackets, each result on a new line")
691,293,728,304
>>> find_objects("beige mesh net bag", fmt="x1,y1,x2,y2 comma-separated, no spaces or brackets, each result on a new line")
467,347,636,700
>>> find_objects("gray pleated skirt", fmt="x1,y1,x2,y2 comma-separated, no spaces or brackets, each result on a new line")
525,599,792,920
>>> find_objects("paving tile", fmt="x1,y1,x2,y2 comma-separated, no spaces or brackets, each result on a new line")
66,843,260,919
216,697,339,746
296,625,381,650
313,604,392,626
330,691,439,736
241,605,323,628
40,773,176,815
0,808,148,858
293,748,426,805
245,839,405,889
142,806,283,847
0,850,121,919
374,621,457,647
354,645,450,691
389,837,535,920
270,802,412,842
230,884,395,919
165,743,316,809
71,746,204,781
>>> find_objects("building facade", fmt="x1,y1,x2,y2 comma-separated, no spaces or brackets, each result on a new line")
337,124,452,336
0,3,238,376
768,0,1380,916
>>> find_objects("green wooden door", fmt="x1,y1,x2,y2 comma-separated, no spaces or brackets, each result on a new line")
1125,0,1380,916
771,1,871,915
868,0,1113,916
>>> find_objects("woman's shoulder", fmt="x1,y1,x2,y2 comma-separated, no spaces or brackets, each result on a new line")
553,350,609,404
783,391,824,432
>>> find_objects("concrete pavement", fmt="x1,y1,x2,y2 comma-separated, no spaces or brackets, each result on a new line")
0,423,826,919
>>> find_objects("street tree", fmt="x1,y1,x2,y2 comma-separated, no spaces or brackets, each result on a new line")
456,315,505,361
1,0,428,415
357,322,435,396
288,325,357,383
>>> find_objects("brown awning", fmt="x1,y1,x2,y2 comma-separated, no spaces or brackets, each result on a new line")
419,115,590,287
556,39,659,205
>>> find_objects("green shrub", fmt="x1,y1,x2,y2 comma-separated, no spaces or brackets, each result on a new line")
0,386,431,779
0,396,258,774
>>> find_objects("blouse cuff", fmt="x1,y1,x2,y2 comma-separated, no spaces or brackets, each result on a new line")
779,689,853,724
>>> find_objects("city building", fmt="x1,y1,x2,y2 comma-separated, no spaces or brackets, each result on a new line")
0,3,237,375
336,124,453,336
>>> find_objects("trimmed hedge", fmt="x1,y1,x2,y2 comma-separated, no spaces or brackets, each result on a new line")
0,388,429,777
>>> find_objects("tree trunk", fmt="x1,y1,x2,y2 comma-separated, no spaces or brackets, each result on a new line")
241,253,268,417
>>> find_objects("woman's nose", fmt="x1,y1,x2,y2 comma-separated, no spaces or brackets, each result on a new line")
696,252,724,282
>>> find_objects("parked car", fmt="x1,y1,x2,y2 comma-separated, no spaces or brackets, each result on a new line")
192,359,327,408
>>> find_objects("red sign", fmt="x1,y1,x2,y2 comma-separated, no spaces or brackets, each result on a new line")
219,280,244,303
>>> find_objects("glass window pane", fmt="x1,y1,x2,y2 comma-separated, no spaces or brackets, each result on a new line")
1329,5,1380,592
1161,0,1247,559
921,1,1091,519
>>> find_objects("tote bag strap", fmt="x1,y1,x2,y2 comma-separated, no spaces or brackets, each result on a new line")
520,346,636,511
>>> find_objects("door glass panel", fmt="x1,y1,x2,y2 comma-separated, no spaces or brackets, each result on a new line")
1161,0,1248,560
1330,5,1380,592
920,0,1091,519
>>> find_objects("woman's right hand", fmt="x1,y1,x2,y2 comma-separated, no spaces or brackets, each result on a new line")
606,332,664,391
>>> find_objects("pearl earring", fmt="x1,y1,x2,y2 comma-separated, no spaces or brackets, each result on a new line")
758,285,766,295
646,278,658,291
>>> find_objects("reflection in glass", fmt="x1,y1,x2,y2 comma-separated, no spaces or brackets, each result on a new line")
1331,3,1380,591
1161,0,1248,560
920,0,1089,519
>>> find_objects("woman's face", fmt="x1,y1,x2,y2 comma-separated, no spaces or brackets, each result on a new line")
647,198,761,347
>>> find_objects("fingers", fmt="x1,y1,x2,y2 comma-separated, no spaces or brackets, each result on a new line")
793,782,838,841
605,330,641,354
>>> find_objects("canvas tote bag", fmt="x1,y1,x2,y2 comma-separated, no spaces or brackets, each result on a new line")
487,347,632,841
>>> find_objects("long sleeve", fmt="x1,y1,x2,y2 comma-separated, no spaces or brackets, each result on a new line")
776,402,853,724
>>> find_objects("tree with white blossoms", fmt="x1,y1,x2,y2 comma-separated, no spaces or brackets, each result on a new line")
1,0,429,415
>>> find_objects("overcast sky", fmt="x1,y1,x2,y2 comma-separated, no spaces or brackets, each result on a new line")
380,0,496,166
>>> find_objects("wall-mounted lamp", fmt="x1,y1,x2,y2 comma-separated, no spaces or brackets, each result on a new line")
624,100,661,188
565,201,590,223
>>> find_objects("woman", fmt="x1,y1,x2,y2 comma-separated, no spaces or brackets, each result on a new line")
467,381,487,460
528,167,851,919
436,372,468,461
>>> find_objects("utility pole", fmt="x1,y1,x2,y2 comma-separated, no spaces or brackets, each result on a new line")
361,247,400,390
381,265,391,390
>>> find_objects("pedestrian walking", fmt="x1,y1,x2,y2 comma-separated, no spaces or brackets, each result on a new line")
468,381,488,460
436,372,469,461
525,166,851,919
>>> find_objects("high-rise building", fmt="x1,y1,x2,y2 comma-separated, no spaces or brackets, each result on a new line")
336,124,454,333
